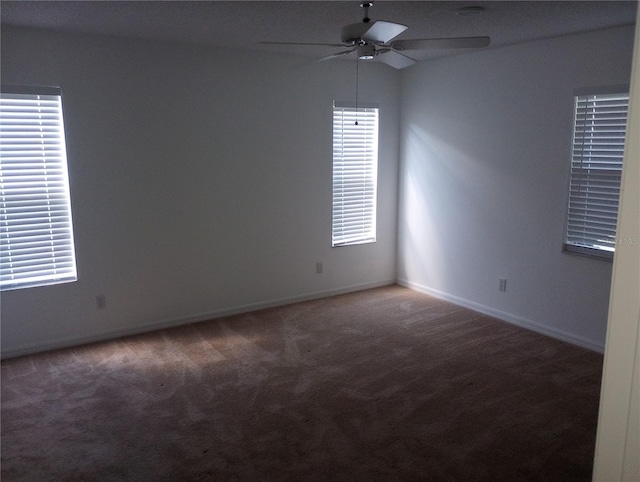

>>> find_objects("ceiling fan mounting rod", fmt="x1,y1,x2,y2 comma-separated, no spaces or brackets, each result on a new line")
360,2,373,23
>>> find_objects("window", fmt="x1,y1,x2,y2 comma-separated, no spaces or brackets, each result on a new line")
564,90,629,259
332,103,379,247
0,86,77,290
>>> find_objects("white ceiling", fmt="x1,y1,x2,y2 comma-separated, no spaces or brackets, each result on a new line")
1,1,637,64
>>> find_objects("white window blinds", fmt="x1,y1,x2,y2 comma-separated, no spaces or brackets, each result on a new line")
0,87,78,290
565,91,629,259
332,104,379,247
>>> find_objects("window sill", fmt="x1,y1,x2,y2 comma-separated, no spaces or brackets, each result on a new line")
563,244,614,261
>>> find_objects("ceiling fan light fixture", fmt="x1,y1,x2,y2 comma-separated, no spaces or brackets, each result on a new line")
357,44,376,60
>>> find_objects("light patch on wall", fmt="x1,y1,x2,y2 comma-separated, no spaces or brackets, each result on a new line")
398,123,499,290
398,124,449,288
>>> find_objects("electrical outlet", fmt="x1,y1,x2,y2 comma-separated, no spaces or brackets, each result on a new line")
316,262,323,274
96,295,106,309
498,279,507,292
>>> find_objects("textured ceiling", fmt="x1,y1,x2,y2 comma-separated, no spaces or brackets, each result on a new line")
1,1,637,63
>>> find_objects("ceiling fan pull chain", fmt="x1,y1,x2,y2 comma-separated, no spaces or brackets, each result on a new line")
355,57,359,126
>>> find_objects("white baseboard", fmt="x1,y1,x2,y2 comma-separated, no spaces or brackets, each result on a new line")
3,278,604,358
397,279,604,353
1,279,395,359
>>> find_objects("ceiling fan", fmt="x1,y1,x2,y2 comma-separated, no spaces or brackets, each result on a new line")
261,2,491,69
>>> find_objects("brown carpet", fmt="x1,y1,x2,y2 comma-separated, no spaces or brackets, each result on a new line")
1,285,603,481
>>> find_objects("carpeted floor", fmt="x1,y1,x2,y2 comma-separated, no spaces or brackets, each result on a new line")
1,285,603,481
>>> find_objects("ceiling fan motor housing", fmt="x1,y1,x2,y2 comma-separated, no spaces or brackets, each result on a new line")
341,21,409,45
341,22,370,44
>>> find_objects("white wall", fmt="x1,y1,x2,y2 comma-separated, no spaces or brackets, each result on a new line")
2,23,635,357
397,25,636,351
0,27,400,357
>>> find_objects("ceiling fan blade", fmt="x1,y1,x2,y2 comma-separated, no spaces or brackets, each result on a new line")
376,49,417,69
317,48,357,63
259,41,347,48
392,36,491,50
362,20,408,44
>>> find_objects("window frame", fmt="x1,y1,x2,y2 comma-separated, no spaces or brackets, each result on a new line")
331,101,379,248
0,85,78,291
563,86,630,261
